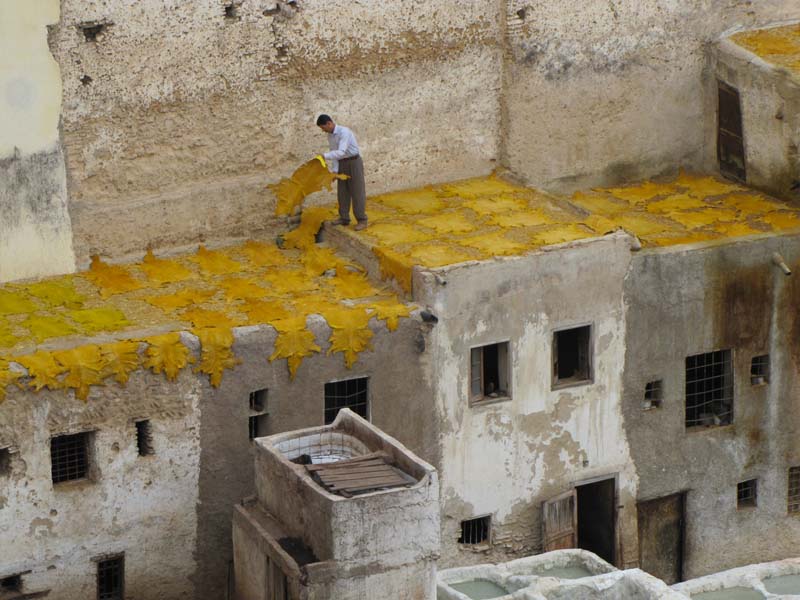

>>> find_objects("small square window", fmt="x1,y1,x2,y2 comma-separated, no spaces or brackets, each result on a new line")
249,389,268,413
643,380,663,410
737,479,757,508
51,432,91,484
553,326,592,387
459,515,491,545
470,342,510,403
685,349,733,428
788,467,800,514
97,555,124,600
135,420,154,456
248,414,269,440
324,378,369,425
750,355,769,385
1,574,22,592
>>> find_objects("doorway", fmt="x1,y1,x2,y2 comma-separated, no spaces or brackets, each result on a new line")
575,478,616,564
637,493,685,584
717,81,746,182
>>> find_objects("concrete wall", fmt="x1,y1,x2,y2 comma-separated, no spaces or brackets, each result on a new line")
709,35,800,201
0,1,76,282
0,369,201,599
502,0,800,193
622,233,800,578
51,0,503,263
413,232,640,568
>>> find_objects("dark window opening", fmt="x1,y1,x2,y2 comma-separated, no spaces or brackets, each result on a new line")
750,355,769,385
470,342,510,402
1,574,22,592
79,22,107,43
685,350,733,428
249,389,268,413
248,414,269,440
643,380,663,409
135,420,153,456
51,432,90,484
97,555,124,600
459,515,490,545
737,479,757,508
553,325,592,386
717,81,746,182
0,447,10,476
324,377,368,424
788,467,800,514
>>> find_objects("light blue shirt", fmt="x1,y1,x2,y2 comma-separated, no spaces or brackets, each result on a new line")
324,125,360,173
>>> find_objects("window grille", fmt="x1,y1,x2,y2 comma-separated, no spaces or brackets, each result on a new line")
97,556,124,600
51,433,90,484
685,350,733,427
553,326,592,386
750,355,769,385
324,378,368,425
737,479,757,508
643,380,663,409
789,467,800,514
135,420,153,456
459,516,491,545
249,389,268,412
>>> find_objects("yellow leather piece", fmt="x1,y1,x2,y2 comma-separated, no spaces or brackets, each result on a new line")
269,317,321,380
240,240,290,268
99,340,141,385
0,290,39,315
418,212,478,234
325,307,374,369
0,360,21,403
24,279,84,308
53,345,106,402
17,351,65,392
241,299,293,324
69,307,130,334
366,299,412,332
142,332,194,382
282,206,336,250
194,327,240,388
190,245,243,276
23,314,77,342
271,157,347,217
731,24,800,75
85,255,144,298
459,231,528,256
141,249,194,284
181,308,241,330
145,287,217,312
373,246,413,293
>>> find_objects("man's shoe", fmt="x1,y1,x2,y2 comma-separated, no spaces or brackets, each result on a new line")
329,218,350,226
354,221,368,231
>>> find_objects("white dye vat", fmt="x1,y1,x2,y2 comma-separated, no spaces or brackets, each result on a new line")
450,579,510,599
762,574,800,595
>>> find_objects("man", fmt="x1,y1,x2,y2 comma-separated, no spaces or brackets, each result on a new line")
316,114,367,231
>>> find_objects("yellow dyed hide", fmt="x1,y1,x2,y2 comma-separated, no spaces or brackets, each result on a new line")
271,156,348,216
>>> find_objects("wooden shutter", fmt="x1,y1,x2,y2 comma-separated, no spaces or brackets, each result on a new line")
470,347,483,400
542,489,577,551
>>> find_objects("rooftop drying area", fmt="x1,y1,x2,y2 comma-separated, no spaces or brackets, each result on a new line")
728,22,800,80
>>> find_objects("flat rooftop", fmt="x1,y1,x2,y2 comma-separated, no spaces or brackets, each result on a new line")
345,172,800,291
729,22,800,78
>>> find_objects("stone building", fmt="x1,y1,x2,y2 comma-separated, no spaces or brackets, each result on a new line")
2,1,800,600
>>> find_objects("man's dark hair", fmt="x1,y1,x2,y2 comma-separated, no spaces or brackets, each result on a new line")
316,114,333,126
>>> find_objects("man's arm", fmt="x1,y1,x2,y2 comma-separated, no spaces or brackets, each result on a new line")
324,129,357,161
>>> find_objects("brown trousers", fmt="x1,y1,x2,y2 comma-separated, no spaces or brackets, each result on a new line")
337,156,367,223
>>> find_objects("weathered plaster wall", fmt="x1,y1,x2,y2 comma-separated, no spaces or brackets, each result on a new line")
708,35,800,202
0,1,76,282
622,234,800,578
0,369,201,599
51,0,503,263
414,233,640,568
195,314,436,599
502,0,800,192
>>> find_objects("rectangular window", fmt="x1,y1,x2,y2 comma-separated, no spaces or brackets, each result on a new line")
470,342,510,403
750,355,769,385
135,420,153,456
685,350,733,428
97,555,124,600
737,479,757,508
458,515,491,545
0,447,10,476
324,377,368,425
789,467,800,514
553,325,592,387
1,574,22,592
643,380,663,410
51,432,91,484
248,414,269,440
717,81,746,182
249,388,268,412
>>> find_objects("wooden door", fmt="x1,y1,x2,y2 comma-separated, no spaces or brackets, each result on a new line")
542,489,577,551
637,493,685,584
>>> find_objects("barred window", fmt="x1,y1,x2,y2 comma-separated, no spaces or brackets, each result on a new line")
459,516,491,545
51,432,90,484
788,467,800,514
737,479,757,508
685,350,733,428
324,378,368,425
97,555,124,600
